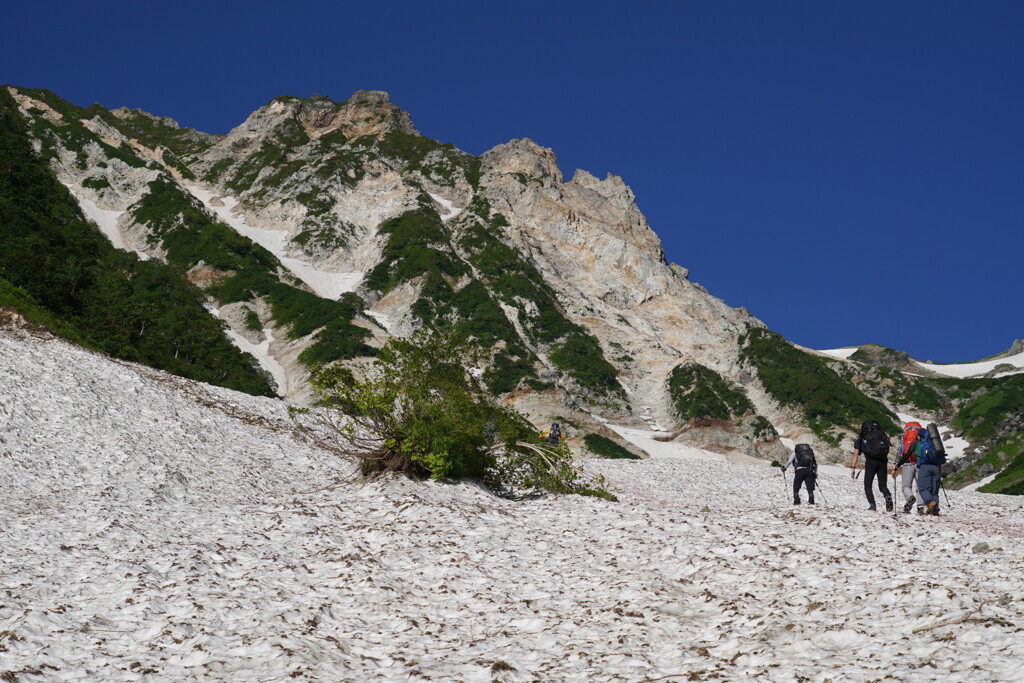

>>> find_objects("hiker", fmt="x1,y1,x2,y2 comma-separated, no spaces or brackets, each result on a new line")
894,422,945,516
851,420,893,511
782,443,817,505
538,422,564,446
892,421,924,514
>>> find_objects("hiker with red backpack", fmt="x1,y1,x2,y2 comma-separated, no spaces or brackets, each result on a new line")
894,422,946,516
850,420,894,512
782,443,817,505
893,422,925,514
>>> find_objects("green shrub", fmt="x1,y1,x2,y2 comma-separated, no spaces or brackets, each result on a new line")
82,176,110,190
244,309,262,332
364,208,468,294
549,332,622,397
291,330,614,499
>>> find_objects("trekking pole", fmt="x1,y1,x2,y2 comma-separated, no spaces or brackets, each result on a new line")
814,475,826,505
940,477,952,509
892,471,899,519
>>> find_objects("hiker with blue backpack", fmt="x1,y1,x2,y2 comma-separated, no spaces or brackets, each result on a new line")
893,421,925,514
894,422,947,516
850,420,894,511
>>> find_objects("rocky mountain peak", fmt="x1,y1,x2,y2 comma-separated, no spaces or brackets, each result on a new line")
481,138,564,185
569,169,637,211
219,91,418,151
110,106,183,130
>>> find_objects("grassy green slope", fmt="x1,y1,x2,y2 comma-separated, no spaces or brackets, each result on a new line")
0,88,274,396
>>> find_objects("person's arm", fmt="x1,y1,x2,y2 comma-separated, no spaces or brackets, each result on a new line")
893,443,912,470
782,453,796,472
851,441,860,478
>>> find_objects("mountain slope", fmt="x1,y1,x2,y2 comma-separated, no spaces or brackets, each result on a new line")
0,89,274,397
3,84,1019,470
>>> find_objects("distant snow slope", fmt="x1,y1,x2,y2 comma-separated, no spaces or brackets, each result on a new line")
818,346,1024,377
915,350,1024,378
3,328,1024,681
817,347,859,360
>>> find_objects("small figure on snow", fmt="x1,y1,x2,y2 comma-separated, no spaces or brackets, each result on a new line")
782,443,817,505
851,420,894,512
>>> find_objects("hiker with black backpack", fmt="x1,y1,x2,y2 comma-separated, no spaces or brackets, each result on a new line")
894,422,946,516
538,422,564,446
850,420,894,512
782,443,817,505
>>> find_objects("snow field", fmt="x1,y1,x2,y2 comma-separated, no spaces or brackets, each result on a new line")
186,186,364,300
2,332,1024,681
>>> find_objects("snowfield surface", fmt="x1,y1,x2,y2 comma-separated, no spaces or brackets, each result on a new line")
3,331,1024,682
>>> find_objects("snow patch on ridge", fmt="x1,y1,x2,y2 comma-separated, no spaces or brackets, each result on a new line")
63,183,149,260
817,347,859,360
916,350,1024,378
205,303,287,396
187,186,364,300
428,192,462,221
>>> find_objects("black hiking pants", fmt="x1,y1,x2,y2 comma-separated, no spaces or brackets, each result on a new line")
793,468,815,503
863,459,891,507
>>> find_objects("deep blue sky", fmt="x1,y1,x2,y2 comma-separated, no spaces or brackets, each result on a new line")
6,1,1021,362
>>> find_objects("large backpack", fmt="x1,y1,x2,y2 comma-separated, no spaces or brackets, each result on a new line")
860,420,890,461
794,443,816,469
902,422,922,463
915,428,946,466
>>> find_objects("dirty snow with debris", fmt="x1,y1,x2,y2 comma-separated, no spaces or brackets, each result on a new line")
2,330,1024,682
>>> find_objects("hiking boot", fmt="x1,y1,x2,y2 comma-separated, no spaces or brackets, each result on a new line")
903,496,916,514
926,501,939,516
885,497,894,512
793,499,801,505
808,497,816,505
868,504,877,511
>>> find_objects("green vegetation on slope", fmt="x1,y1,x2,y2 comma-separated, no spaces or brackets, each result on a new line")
949,374,1024,442
583,433,640,460
668,362,754,421
458,218,621,398
0,89,274,396
739,327,898,444
977,429,1024,495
